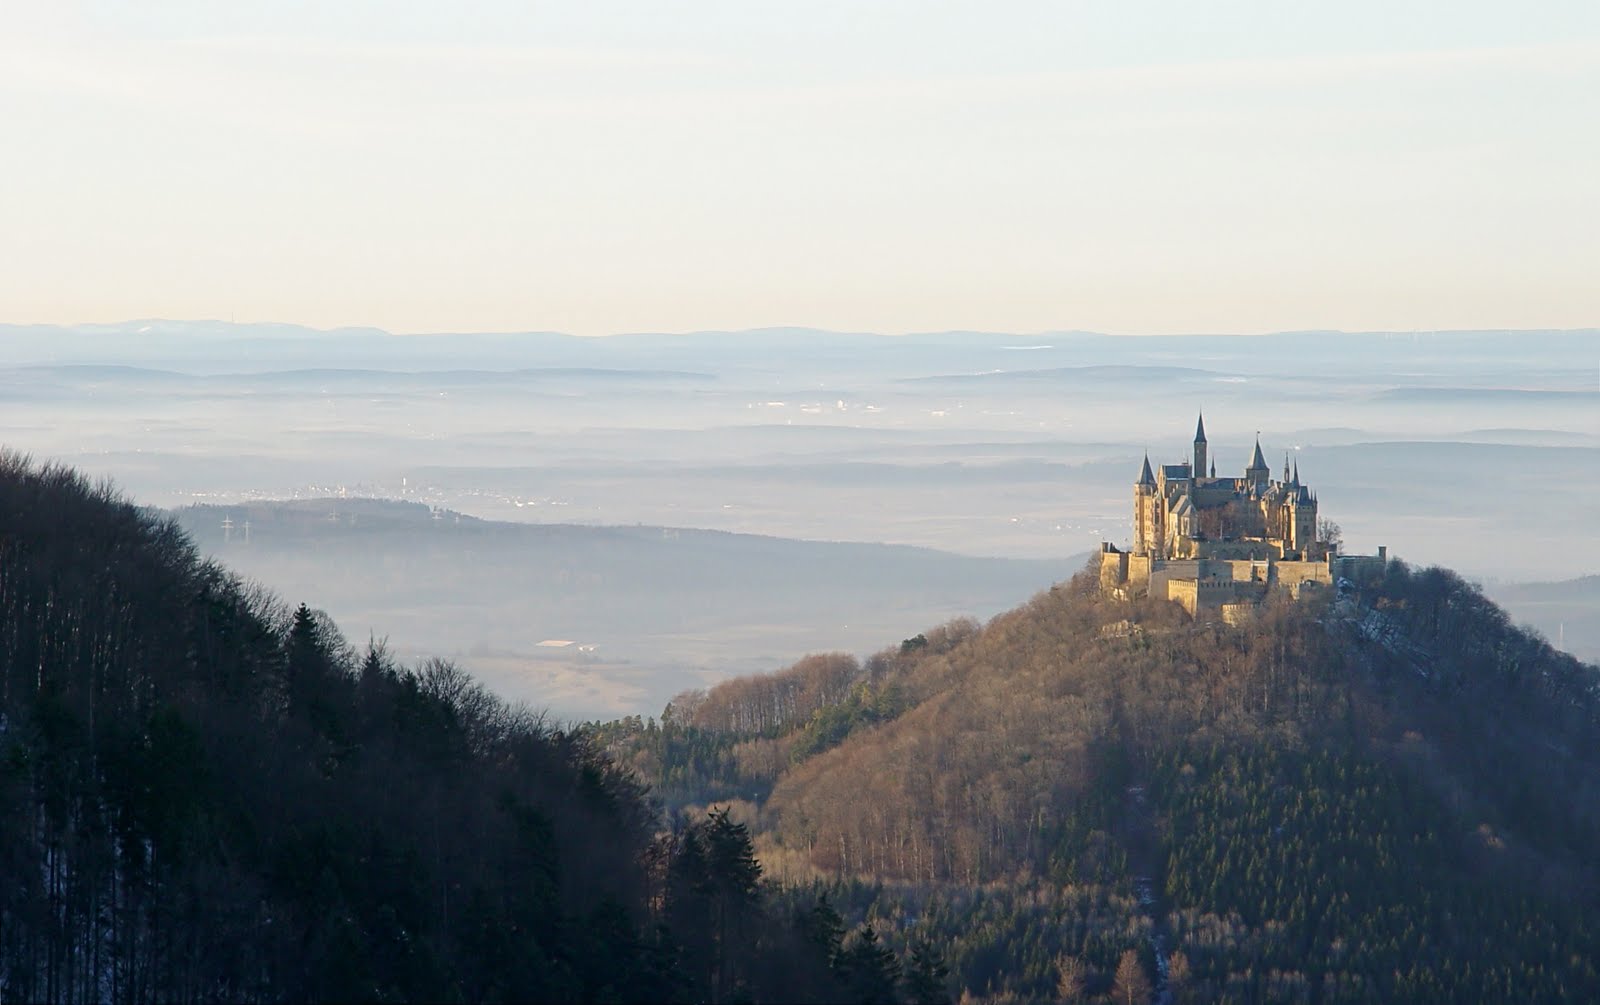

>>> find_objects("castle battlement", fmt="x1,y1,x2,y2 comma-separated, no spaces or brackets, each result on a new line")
1101,415,1384,618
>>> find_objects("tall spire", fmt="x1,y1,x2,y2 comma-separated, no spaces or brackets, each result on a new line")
1246,434,1269,488
1137,451,1155,487
1192,411,1208,478
1194,411,1207,443
1248,435,1267,472
1283,452,1291,483
1292,457,1300,486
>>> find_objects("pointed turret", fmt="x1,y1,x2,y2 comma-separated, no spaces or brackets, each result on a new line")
1194,412,1207,443
1192,412,1208,478
1133,452,1157,555
1245,435,1270,488
1292,457,1300,487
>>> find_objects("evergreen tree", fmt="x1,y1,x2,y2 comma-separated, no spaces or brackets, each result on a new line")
902,938,951,1004
704,805,763,904
838,924,902,1005
667,806,771,1003
801,893,847,966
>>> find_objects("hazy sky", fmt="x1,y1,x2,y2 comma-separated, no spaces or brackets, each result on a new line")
4,2,1597,336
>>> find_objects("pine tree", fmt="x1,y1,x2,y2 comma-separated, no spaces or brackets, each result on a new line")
801,893,847,966
839,924,902,1005
902,938,951,1004
704,806,762,903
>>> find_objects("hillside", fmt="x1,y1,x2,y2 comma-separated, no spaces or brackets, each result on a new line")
170,498,1066,719
600,558,1600,1001
0,455,897,1003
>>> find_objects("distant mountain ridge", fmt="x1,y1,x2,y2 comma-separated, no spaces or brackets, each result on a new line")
899,364,1229,383
9,363,716,383
169,497,1070,719
3,320,1595,377
1494,574,1600,601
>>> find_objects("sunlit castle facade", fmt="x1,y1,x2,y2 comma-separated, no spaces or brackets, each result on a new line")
1134,413,1323,563
1100,415,1384,622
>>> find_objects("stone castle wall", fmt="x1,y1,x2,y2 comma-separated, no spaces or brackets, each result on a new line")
1275,560,1333,592
1100,540,1349,620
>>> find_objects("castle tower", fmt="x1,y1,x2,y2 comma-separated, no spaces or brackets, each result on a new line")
1193,412,1208,481
1245,436,1270,489
1287,486,1317,555
1134,452,1157,554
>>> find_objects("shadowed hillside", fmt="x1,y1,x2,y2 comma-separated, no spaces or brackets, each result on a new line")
600,557,1600,1001
0,455,891,1003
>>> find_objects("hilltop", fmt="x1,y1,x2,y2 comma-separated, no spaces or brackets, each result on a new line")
599,557,1600,1001
4,321,1597,374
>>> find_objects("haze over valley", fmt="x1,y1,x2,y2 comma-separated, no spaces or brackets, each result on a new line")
2,322,1595,717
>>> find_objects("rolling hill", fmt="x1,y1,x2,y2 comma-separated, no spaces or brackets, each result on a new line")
600,557,1600,1001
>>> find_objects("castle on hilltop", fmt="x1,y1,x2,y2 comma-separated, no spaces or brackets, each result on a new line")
1100,414,1385,622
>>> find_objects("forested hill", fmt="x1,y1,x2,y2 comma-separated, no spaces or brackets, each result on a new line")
10,448,1599,1003
599,557,1600,1002
0,455,897,1004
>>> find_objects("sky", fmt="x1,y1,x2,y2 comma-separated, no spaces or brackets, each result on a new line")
3,1,1598,336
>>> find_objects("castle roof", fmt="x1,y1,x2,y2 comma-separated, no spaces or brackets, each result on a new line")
1248,437,1268,472
1194,411,1207,443
1138,453,1155,486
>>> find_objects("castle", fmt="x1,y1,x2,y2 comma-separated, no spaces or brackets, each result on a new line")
1099,414,1385,622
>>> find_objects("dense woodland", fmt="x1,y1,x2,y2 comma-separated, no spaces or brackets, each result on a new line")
5,451,1599,1002
599,550,1600,1001
0,455,955,1003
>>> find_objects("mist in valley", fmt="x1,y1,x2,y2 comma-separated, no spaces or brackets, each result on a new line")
3,323,1595,717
